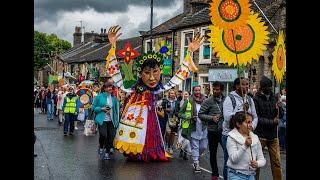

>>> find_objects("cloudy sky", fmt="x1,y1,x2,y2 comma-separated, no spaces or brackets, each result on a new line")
35,0,184,44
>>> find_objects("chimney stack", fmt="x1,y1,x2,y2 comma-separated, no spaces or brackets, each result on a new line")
73,26,82,47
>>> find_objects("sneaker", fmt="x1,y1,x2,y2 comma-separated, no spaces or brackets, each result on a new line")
211,176,218,180
193,163,201,173
75,127,78,130
34,154,38,157
167,148,173,154
98,148,104,155
104,153,110,160
183,152,188,160
110,148,114,155
179,150,183,158
63,132,67,136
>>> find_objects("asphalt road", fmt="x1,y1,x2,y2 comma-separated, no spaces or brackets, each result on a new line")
34,108,286,180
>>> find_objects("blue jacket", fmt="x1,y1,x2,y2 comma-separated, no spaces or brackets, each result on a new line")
92,92,119,127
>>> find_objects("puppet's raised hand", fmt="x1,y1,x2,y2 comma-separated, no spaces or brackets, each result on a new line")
187,32,204,52
108,25,122,45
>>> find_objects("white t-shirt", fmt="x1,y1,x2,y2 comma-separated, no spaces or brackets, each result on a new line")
104,94,113,122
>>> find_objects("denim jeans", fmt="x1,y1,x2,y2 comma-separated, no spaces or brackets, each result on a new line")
47,103,54,120
221,134,229,180
190,137,208,164
228,168,255,180
278,127,286,150
64,113,76,134
256,138,282,180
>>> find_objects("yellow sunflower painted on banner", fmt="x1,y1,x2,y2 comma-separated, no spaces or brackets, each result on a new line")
209,12,269,66
272,30,286,84
210,0,251,30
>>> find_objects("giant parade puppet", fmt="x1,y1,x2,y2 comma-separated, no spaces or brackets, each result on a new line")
105,26,204,162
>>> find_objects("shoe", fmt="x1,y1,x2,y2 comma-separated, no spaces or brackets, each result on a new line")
104,153,110,160
211,176,218,180
58,121,62,126
168,148,173,154
193,163,201,173
64,132,67,136
34,154,38,157
98,148,104,155
183,152,188,160
179,150,183,158
69,132,73,136
110,148,114,155
75,127,78,130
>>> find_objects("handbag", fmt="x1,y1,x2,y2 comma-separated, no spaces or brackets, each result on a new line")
168,116,178,128
77,111,85,121
157,107,165,119
84,120,97,136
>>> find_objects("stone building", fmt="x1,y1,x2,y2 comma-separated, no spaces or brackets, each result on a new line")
141,0,286,95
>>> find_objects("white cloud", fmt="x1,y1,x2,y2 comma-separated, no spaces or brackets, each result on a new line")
34,0,183,45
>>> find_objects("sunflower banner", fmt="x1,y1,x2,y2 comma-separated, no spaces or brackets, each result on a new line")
209,12,269,66
210,0,251,30
272,30,286,84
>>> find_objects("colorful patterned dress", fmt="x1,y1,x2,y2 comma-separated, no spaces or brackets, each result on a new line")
105,44,197,162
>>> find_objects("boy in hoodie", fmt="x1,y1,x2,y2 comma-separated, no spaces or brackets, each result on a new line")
62,87,80,136
222,77,258,180
198,81,225,180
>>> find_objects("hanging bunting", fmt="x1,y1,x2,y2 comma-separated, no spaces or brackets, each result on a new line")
209,0,251,30
272,30,286,84
209,12,269,66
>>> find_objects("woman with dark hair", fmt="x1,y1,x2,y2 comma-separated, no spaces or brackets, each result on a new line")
105,26,203,162
227,111,265,180
92,82,119,160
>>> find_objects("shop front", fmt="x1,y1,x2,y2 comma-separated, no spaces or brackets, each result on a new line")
208,68,238,96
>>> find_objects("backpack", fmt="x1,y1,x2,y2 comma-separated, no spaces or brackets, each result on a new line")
228,94,253,111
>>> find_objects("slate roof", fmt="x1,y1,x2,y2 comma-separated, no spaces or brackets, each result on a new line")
170,8,211,30
140,14,186,36
59,36,142,64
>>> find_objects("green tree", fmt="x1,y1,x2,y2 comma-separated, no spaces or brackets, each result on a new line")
34,31,71,71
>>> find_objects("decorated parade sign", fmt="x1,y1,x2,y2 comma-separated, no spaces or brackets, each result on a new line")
209,12,269,66
210,0,251,30
162,58,172,76
117,42,140,88
272,30,286,84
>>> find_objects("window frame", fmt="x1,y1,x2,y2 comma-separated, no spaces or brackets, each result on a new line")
199,27,212,64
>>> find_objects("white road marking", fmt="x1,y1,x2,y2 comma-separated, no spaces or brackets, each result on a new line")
190,164,224,178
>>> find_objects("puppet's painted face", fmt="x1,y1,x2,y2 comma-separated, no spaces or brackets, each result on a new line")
141,66,161,88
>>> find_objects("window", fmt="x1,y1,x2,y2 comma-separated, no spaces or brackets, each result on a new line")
199,28,211,64
145,39,155,53
199,74,210,95
180,30,194,64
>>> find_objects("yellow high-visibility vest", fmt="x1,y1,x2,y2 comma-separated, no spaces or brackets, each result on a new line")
64,96,77,113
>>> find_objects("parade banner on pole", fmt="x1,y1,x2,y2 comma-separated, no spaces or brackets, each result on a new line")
162,58,172,76
272,30,286,84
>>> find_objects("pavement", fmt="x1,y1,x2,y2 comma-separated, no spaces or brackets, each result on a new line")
34,108,286,180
